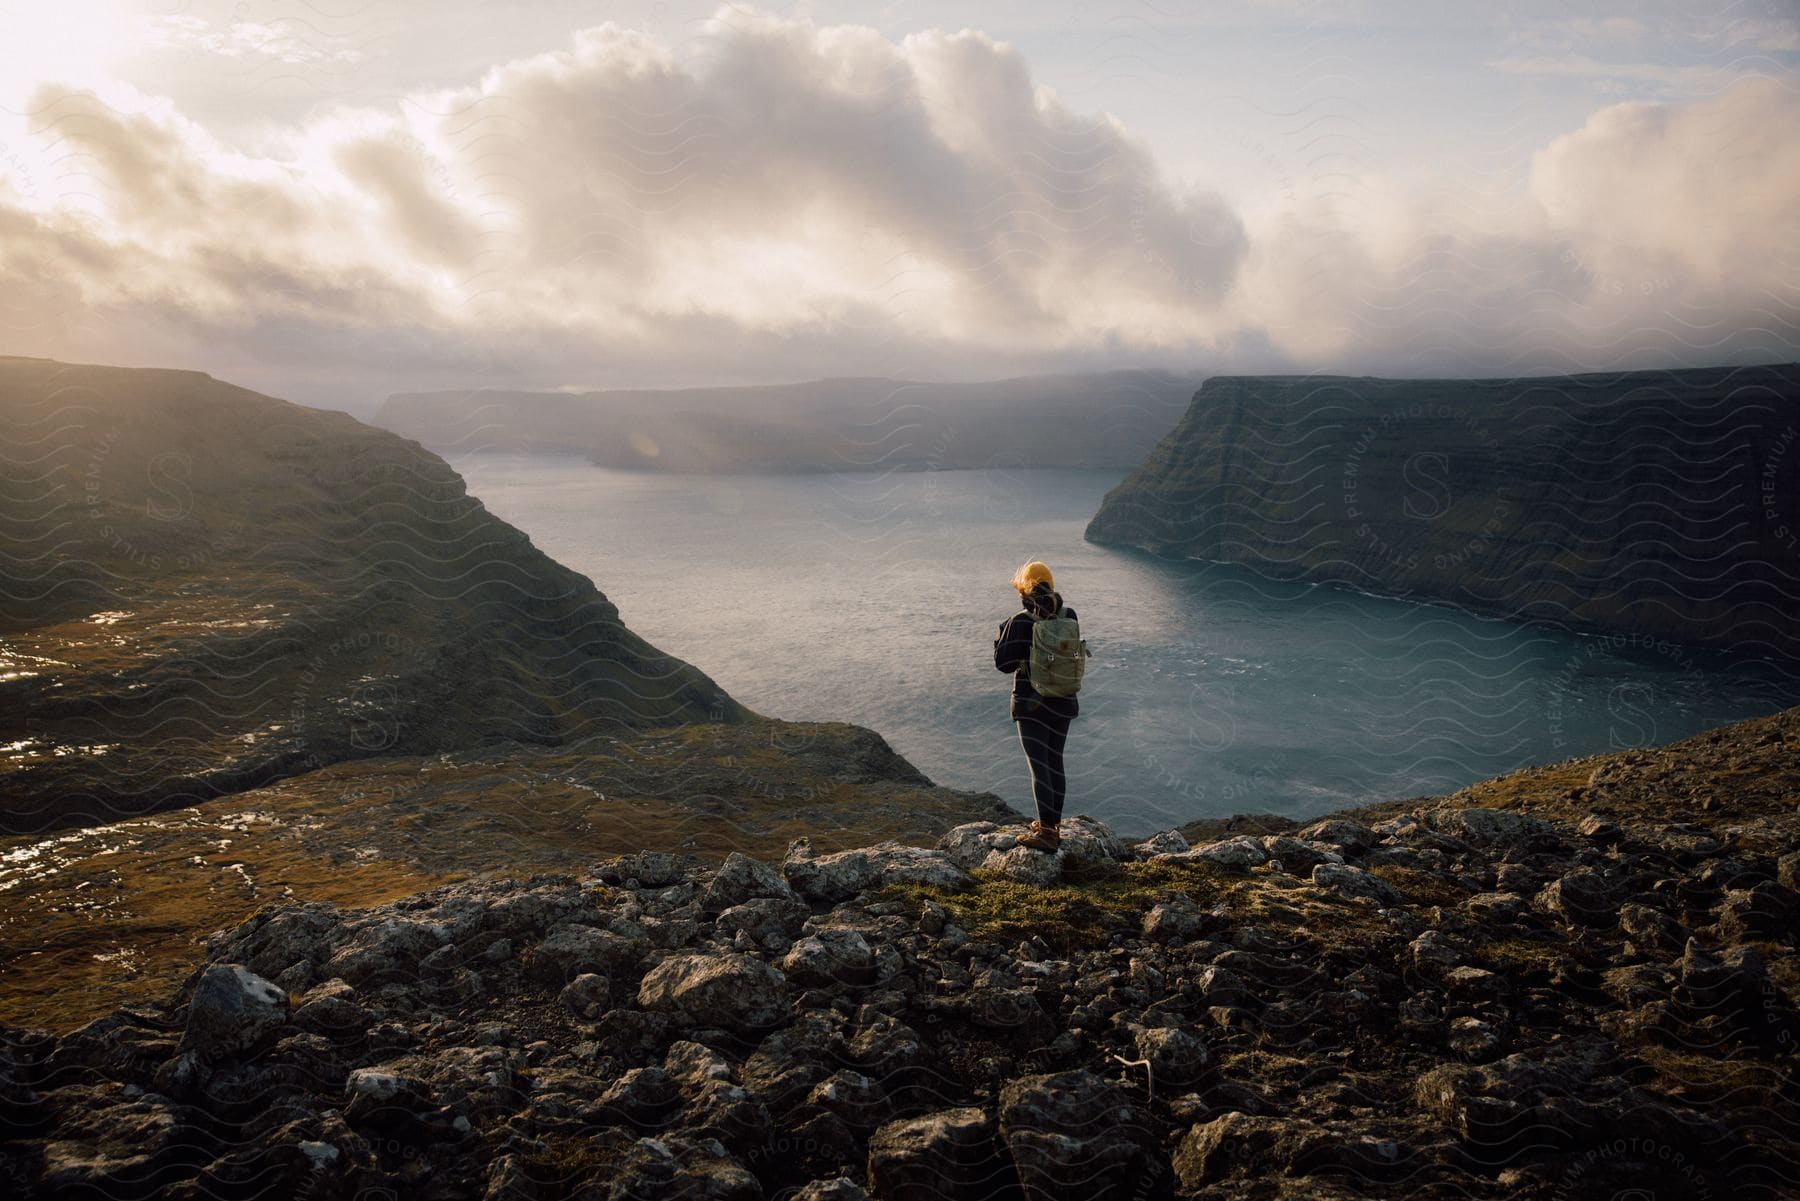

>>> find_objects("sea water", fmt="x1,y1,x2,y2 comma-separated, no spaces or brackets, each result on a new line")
452,454,1800,837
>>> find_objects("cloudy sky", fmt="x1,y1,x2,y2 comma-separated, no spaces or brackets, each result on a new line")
2,1,1797,411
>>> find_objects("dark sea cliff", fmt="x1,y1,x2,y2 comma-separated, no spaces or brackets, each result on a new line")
1085,365,1800,662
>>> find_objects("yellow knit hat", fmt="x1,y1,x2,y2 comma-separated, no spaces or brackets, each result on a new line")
1011,560,1054,595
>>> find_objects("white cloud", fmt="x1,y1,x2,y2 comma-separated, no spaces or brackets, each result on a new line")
140,14,366,67
0,8,1796,403
1530,75,1800,291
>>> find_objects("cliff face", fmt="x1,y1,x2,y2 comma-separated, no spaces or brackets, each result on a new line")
373,371,1198,472
1085,365,1800,660
2,705,1795,1200
0,356,743,832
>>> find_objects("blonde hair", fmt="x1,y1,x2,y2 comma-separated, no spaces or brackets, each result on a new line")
1011,560,1054,595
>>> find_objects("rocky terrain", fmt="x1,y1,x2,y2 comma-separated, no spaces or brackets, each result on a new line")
373,371,1198,473
1085,364,1800,661
0,719,1017,1036
5,704,1795,1200
0,357,1016,1032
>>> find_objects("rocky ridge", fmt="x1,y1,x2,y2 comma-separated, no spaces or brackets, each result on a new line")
5,706,1797,1200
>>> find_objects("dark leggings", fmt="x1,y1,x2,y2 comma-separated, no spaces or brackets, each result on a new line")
1015,713,1073,827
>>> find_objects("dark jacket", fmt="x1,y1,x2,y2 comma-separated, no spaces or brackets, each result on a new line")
994,590,1080,722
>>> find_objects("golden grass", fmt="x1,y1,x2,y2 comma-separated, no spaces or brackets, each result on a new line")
1630,1044,1796,1109
1368,864,1471,908
878,859,1236,954
0,854,446,1032
0,719,1006,1033
1473,935,1571,976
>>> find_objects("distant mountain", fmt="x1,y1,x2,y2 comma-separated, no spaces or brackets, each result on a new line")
372,371,1201,472
1086,365,1800,660
0,356,744,832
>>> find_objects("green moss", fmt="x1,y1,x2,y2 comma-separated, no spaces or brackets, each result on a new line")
1368,864,1468,908
1476,935,1568,976
521,1130,635,1200
877,859,1230,954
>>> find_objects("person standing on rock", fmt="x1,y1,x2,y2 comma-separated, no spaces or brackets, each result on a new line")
994,560,1081,852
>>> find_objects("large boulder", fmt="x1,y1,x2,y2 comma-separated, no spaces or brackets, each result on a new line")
480,885,590,942
1294,817,1379,853
804,1068,891,1134
938,818,1127,882
1713,882,1796,941
1142,894,1211,942
1533,870,1620,929
1173,1111,1353,1188
1675,938,1769,1028
743,1016,846,1116
343,1067,430,1126
290,979,372,1038
998,1071,1163,1201
596,851,689,887
967,988,1053,1039
1260,835,1344,873
1053,816,1128,869
201,902,343,982
605,1133,762,1201
1157,835,1267,869
179,964,290,1060
1618,903,1689,953
37,1095,215,1197
1410,1049,1612,1158
560,973,612,1020
783,928,900,989
682,1078,771,1158
1311,863,1401,906
526,922,642,986
867,1108,1002,1201
401,1045,522,1121
783,839,971,903
701,851,801,917
848,1015,930,1104
638,953,793,1032
1132,830,1190,857
1438,807,1554,848
716,897,810,954
938,821,1011,869
319,915,453,987
596,1067,681,1127
664,1040,735,1090
1132,1026,1213,1088
978,845,1065,886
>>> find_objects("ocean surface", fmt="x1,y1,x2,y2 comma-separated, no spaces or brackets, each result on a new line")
451,454,1800,837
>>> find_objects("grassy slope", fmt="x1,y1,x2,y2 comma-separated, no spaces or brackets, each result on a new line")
0,355,742,831
0,719,1017,1032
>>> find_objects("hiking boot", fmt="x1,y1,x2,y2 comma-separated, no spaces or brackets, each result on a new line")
1018,821,1061,852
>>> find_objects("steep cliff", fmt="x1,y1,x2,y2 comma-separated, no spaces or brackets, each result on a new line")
1085,365,1800,660
0,356,744,832
374,371,1198,472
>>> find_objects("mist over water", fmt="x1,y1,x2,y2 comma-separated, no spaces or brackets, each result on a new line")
454,455,1800,837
